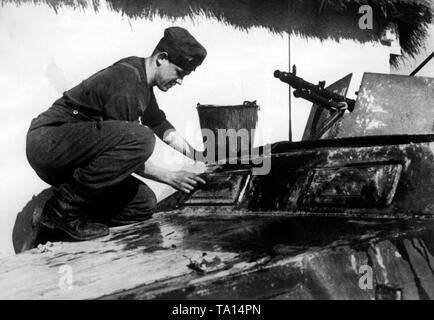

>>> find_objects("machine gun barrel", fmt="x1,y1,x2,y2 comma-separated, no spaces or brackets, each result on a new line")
274,70,355,112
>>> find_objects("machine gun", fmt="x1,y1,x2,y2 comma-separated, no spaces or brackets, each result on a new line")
274,67,355,112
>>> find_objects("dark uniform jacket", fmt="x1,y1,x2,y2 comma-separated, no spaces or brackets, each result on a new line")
30,56,174,137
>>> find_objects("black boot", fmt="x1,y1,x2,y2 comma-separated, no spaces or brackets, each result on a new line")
41,196,110,241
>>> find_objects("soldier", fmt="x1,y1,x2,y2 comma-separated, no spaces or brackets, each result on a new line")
26,27,207,241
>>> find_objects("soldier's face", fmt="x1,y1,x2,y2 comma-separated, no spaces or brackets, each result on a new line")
155,55,189,92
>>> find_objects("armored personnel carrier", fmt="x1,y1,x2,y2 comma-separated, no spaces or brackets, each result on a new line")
149,70,434,300
2,70,434,300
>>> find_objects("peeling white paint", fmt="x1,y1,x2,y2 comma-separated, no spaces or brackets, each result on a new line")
375,246,386,269
365,119,387,130
367,104,389,114
360,87,389,114
374,246,389,284
355,116,365,128
350,254,358,274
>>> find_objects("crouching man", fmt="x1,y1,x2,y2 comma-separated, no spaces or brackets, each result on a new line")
26,27,207,240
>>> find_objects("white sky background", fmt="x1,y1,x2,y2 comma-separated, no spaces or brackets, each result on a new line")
0,0,433,257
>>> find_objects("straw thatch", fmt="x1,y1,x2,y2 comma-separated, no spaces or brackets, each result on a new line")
2,0,432,66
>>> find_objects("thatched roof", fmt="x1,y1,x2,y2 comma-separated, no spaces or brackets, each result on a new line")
2,0,432,66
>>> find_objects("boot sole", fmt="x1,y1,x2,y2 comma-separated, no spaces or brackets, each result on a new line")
41,218,109,241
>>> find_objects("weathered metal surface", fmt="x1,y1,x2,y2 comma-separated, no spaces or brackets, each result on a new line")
167,135,434,218
335,73,434,137
2,212,434,300
5,134,434,299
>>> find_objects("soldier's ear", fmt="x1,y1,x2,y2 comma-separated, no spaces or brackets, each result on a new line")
156,52,169,66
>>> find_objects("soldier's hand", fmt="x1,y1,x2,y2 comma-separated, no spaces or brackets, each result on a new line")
166,170,206,194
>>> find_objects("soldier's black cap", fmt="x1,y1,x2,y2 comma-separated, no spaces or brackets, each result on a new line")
156,26,207,72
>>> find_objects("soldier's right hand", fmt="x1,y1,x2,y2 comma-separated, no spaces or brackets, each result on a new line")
166,170,206,194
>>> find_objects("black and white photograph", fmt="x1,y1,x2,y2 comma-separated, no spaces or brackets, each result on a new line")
1,0,434,305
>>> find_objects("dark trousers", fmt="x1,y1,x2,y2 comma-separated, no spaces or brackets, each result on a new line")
26,120,157,224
